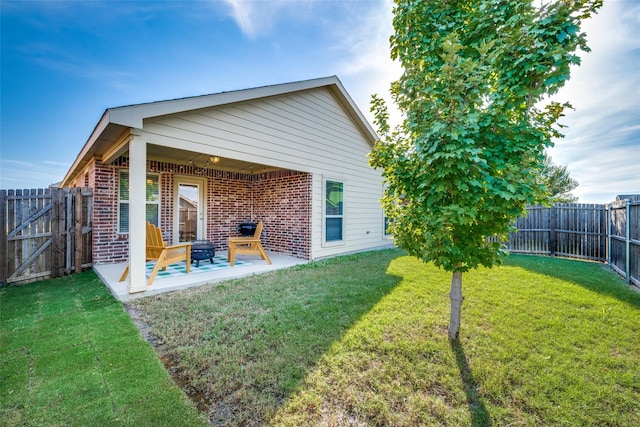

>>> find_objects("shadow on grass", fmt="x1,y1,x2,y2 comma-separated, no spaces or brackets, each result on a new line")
129,249,405,425
505,255,640,309
450,339,492,427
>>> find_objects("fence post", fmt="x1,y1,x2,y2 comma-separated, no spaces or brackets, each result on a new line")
625,200,631,284
74,188,83,273
65,189,73,273
0,190,7,285
549,205,557,257
51,188,65,278
606,204,611,270
599,205,607,261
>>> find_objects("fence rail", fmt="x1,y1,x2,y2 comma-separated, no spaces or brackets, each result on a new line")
1,187,92,285
506,201,639,288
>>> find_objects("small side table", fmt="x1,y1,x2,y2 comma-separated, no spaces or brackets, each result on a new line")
191,240,216,267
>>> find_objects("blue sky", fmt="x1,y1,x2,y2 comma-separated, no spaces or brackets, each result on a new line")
1,0,638,203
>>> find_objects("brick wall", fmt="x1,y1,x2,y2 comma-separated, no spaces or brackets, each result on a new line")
208,169,312,259
88,158,312,264
207,175,253,247
70,160,130,264
159,172,173,240
252,171,312,258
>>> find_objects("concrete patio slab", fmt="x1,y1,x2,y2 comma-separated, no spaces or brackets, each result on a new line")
94,251,308,302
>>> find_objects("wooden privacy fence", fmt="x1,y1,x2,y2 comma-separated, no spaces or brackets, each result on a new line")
2,189,637,288
505,201,639,288
608,200,640,287
0,187,93,285
505,204,607,261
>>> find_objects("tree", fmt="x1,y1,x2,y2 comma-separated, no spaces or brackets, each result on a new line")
540,153,579,203
369,0,601,340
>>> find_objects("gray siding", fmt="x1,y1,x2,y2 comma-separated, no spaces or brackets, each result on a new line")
141,87,391,258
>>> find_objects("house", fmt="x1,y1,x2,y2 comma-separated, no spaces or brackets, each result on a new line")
616,194,640,202
60,76,392,293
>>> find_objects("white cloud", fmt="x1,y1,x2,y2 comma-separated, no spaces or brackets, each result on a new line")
328,0,403,127
218,0,403,126
221,0,310,39
549,0,640,202
570,150,639,202
338,0,639,202
224,0,256,37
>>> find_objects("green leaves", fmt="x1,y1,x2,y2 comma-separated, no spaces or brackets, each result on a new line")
369,0,601,273
539,153,580,203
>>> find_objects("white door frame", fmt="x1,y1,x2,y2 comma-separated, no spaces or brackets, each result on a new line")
173,176,207,242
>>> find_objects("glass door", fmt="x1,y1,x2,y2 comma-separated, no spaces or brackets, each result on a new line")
175,177,206,242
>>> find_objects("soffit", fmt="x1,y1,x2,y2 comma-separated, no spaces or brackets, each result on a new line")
145,144,280,174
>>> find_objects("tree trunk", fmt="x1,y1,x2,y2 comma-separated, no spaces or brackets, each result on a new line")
448,271,463,340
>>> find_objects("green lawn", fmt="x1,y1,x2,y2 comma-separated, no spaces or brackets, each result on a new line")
0,272,208,427
129,250,640,426
2,251,639,426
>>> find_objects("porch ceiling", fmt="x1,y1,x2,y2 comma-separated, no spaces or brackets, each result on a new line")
145,144,281,174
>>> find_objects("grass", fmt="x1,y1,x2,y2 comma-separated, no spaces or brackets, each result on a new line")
0,271,208,427
128,249,640,426
2,251,638,426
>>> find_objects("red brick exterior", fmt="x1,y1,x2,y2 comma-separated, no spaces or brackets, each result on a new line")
74,158,311,264
253,171,312,258
71,160,130,263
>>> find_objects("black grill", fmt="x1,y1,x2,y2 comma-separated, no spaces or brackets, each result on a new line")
238,222,257,237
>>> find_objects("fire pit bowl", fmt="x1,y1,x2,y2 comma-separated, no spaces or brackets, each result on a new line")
191,240,216,267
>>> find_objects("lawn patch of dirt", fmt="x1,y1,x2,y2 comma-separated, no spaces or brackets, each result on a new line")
125,305,211,416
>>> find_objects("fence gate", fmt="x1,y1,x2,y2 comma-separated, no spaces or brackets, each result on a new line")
0,187,93,285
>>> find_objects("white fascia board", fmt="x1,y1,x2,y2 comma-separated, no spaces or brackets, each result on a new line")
107,105,144,128
60,110,111,187
106,78,341,123
107,75,379,145
138,76,343,119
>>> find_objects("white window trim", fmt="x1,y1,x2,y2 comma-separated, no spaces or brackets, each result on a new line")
383,213,392,238
117,169,160,234
322,177,345,247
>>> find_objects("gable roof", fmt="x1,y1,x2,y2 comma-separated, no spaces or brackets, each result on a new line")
616,194,640,202
61,76,377,187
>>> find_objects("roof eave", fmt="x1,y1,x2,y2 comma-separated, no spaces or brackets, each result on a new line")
61,76,379,186
104,75,378,144
326,77,379,146
60,107,137,188
60,110,110,187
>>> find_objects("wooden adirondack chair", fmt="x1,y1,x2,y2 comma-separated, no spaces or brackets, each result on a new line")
119,222,192,285
228,221,272,267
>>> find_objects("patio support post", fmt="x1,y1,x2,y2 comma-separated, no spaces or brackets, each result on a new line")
128,131,148,293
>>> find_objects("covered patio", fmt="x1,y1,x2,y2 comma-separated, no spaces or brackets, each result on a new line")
94,251,307,302
59,77,389,297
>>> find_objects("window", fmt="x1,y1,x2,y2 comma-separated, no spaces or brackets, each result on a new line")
324,179,344,242
118,170,160,233
384,215,393,237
